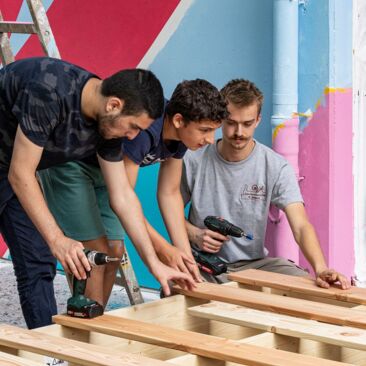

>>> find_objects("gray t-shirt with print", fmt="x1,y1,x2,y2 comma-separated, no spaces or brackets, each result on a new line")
181,140,303,263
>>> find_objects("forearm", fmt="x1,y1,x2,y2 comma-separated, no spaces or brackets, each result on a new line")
158,191,192,256
145,220,171,251
8,171,64,249
294,223,328,274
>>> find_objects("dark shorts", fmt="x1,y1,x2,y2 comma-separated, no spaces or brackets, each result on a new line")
0,174,57,328
39,161,124,241
201,256,308,284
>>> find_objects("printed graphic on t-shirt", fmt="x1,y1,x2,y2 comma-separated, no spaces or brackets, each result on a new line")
141,153,167,165
240,184,266,201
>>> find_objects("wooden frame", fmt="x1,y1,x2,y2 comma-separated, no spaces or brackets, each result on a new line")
0,269,366,365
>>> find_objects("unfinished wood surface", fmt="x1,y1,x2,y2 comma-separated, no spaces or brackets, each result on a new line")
188,301,366,351
228,269,366,304
53,313,351,366
0,324,172,366
174,282,366,329
0,351,41,366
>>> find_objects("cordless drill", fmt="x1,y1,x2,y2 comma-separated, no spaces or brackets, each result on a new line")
192,216,253,276
67,249,119,318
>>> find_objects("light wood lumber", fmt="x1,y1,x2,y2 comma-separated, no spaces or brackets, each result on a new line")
188,301,366,351
0,324,172,366
0,351,41,366
173,282,366,329
228,269,366,304
53,313,351,366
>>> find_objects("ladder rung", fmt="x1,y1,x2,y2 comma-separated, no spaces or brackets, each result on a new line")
0,21,37,34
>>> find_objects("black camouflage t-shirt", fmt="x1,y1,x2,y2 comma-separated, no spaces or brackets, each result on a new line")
0,57,124,174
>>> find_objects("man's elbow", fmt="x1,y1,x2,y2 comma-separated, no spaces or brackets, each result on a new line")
109,189,135,214
8,166,25,190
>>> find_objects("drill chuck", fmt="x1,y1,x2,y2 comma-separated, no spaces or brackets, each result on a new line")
86,250,119,266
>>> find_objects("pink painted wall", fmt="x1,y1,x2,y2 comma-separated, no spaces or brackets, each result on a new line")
299,89,354,277
266,89,354,279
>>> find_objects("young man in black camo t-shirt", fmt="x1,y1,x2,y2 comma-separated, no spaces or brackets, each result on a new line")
0,57,194,329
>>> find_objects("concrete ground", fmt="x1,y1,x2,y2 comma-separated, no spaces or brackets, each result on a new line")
0,259,159,328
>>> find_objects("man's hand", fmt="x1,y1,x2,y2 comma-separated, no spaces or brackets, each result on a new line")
156,242,202,282
190,226,228,253
49,234,91,280
151,261,197,296
316,269,351,290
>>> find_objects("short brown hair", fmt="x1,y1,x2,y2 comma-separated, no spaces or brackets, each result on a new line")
221,79,264,115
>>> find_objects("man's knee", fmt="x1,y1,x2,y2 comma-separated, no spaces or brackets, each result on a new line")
265,257,308,277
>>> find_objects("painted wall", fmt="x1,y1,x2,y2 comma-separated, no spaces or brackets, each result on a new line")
0,0,274,288
297,0,354,276
0,0,354,287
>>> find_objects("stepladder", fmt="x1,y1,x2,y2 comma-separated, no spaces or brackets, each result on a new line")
0,0,60,65
0,0,144,306
116,246,144,305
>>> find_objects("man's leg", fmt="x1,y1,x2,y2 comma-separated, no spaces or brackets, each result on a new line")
0,191,57,329
228,257,308,277
82,237,123,307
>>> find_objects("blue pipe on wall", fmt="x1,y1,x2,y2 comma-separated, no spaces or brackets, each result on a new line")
268,0,300,263
271,0,298,127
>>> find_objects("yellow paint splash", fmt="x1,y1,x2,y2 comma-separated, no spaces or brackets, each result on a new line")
297,87,350,123
272,123,285,141
324,87,348,95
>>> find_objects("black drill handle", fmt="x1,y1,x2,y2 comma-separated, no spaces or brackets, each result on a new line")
204,216,244,237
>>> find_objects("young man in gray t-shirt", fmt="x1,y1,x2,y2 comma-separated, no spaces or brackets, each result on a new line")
181,79,350,289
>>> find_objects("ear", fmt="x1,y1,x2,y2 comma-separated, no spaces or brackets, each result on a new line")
172,113,185,129
106,97,124,113
255,114,262,127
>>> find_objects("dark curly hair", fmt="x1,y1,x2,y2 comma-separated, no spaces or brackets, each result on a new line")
165,79,228,124
221,79,264,116
101,68,164,119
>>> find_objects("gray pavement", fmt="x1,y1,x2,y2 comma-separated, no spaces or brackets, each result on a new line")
0,259,159,328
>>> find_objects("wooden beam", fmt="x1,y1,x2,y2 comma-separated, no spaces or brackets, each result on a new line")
188,301,366,351
228,269,366,304
0,324,171,366
0,351,41,366
53,314,351,366
173,282,366,329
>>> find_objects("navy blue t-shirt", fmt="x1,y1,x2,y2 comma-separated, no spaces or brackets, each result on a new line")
0,57,124,174
123,113,187,167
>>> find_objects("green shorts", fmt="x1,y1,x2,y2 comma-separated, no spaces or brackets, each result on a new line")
38,161,124,241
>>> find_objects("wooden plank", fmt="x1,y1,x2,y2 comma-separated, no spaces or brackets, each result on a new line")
53,313,351,366
188,301,366,351
228,269,366,304
0,324,172,366
0,351,41,366
173,282,366,329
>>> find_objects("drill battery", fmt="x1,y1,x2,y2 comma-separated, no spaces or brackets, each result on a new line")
191,248,227,276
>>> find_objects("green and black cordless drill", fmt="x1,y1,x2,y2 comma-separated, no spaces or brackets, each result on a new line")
67,249,119,318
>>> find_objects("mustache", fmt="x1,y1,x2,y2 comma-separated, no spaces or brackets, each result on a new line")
231,135,246,140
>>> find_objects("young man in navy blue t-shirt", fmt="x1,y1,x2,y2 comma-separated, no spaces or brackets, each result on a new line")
0,57,194,328
40,79,228,306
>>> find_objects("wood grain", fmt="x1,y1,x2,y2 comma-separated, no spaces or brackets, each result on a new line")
0,324,172,366
188,301,366,351
173,282,366,329
228,269,366,304
0,351,41,366
53,313,351,366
